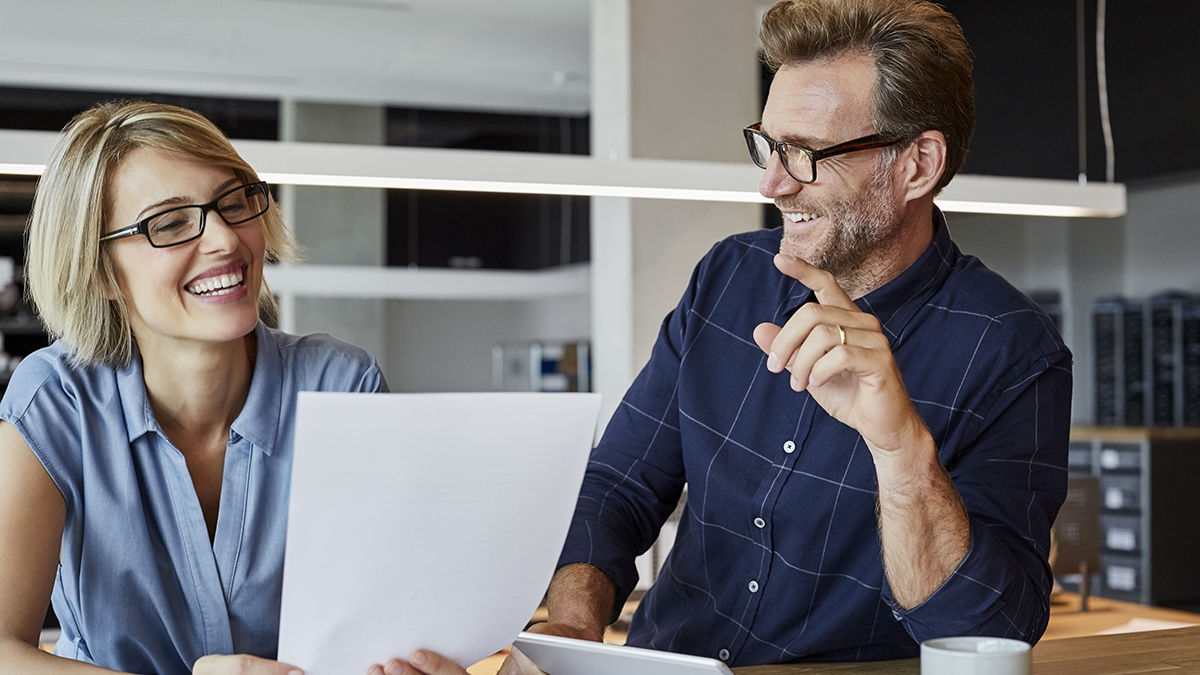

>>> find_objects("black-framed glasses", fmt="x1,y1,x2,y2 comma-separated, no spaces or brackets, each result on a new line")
743,123,903,184
99,181,270,248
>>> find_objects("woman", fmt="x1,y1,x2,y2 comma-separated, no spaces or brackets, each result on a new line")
0,101,468,675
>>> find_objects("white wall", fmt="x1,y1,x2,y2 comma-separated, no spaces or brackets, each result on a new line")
282,102,391,377
1124,177,1200,297
630,200,761,370
626,0,764,384
588,0,764,430
384,297,591,392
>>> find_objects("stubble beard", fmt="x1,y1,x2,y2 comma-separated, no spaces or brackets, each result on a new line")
778,162,901,286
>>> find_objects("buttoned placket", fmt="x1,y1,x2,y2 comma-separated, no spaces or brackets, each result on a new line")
212,433,254,598
158,430,236,658
718,391,818,664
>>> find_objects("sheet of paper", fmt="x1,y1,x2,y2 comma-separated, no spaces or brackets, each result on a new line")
277,392,601,675
1096,617,1198,635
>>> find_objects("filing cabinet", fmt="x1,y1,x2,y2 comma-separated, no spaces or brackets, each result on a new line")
1066,428,1200,606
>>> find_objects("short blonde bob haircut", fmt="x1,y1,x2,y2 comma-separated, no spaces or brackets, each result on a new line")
26,100,300,367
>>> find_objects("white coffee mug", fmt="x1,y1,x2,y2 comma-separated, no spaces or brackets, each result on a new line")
920,636,1031,675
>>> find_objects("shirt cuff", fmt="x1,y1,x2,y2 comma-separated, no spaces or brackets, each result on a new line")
557,518,642,624
882,518,1042,643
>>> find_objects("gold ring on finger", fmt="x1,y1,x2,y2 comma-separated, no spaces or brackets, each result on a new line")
837,324,847,346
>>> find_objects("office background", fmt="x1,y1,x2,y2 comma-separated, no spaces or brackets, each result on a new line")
1,0,1199,428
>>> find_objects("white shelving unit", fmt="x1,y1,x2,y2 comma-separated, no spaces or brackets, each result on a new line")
0,129,1127,217
264,262,590,334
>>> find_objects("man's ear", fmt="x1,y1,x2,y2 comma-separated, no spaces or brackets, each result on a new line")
897,130,948,203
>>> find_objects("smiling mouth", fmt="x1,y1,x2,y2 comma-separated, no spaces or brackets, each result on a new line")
187,269,245,297
784,212,822,223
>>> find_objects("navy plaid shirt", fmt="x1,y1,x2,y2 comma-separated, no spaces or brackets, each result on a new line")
558,210,1072,665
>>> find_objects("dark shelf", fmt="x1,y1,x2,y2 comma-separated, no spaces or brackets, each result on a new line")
0,315,44,335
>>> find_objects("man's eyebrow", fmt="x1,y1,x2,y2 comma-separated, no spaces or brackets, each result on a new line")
782,136,824,150
134,177,241,222
762,126,827,149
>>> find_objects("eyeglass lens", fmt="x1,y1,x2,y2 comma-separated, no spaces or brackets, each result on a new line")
146,184,269,247
745,130,813,183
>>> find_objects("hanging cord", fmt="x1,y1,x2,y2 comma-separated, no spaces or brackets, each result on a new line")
1096,0,1116,182
1077,0,1087,183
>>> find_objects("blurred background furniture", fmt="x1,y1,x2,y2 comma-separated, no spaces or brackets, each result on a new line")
1065,428,1200,608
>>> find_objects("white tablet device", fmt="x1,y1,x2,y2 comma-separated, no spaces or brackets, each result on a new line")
512,632,736,675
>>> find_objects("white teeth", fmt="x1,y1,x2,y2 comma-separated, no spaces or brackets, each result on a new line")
188,270,244,296
784,212,820,223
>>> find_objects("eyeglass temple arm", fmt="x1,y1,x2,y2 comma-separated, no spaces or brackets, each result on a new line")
811,135,898,161
99,223,141,241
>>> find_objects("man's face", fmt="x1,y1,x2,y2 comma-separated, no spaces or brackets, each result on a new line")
758,53,903,278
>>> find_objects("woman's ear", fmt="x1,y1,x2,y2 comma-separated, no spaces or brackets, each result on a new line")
898,130,948,203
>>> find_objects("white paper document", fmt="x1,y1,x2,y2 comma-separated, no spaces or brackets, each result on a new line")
1096,617,1198,635
277,392,601,675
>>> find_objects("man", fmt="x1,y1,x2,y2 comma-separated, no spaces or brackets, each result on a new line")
516,0,1072,668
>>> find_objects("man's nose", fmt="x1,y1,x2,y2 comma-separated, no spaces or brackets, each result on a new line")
759,151,802,199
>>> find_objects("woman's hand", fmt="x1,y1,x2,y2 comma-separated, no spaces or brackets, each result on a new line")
195,648,469,675
366,650,468,675
193,654,302,675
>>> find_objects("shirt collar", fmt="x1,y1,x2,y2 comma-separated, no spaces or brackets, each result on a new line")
779,206,959,349
115,345,155,443
231,321,284,455
115,321,284,455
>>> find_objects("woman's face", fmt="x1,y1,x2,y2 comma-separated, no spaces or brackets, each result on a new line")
104,147,266,356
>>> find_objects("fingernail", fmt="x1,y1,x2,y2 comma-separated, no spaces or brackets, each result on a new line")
790,374,802,391
767,352,780,372
410,651,428,667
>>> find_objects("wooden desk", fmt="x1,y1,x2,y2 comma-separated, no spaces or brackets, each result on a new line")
736,659,917,674
523,592,1200,643
1044,592,1200,640
472,593,1200,674
734,626,1200,674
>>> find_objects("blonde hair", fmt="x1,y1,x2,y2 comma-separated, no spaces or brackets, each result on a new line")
759,0,975,192
26,100,300,367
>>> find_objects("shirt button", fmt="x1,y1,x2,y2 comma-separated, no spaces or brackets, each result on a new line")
719,649,730,661
783,440,796,453
754,517,766,528
748,580,759,592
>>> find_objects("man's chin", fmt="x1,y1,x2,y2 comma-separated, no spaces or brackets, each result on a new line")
779,232,819,264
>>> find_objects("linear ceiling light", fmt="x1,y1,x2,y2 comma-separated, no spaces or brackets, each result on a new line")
0,129,1126,217
935,174,1126,218
0,163,43,176
253,172,766,203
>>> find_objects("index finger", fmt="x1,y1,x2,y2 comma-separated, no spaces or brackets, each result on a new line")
508,647,549,675
774,254,858,312
193,654,302,675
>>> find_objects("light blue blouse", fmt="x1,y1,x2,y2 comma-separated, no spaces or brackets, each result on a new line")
0,322,387,674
